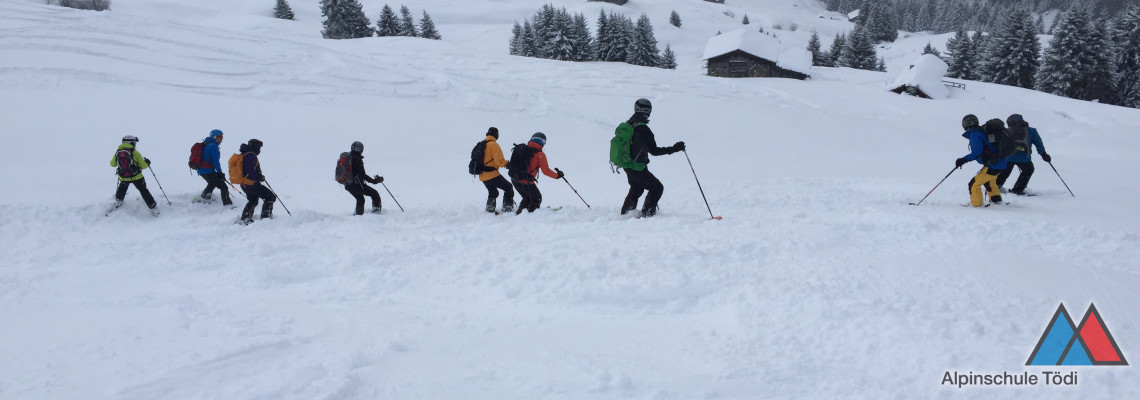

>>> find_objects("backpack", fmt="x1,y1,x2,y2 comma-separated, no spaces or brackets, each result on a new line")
609,122,646,171
116,148,139,178
506,143,538,181
468,140,489,175
228,153,254,185
335,152,353,184
980,118,1016,166
188,142,211,170
1007,123,1030,153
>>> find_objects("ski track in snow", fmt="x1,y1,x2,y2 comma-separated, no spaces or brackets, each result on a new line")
2,1,1139,399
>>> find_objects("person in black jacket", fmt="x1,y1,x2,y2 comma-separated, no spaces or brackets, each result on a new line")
239,139,275,224
621,98,684,217
343,141,384,215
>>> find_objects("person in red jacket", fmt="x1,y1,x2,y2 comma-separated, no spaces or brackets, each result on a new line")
512,132,561,214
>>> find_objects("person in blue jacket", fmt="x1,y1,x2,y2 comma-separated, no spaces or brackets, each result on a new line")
197,129,232,206
238,139,275,224
995,114,1050,196
954,114,1008,207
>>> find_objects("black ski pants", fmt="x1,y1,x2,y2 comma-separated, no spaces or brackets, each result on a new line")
199,172,232,205
345,182,381,215
995,161,1035,194
621,168,664,216
483,175,514,211
513,181,542,214
115,178,157,209
241,184,276,222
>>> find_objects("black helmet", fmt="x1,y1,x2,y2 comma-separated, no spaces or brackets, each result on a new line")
486,127,499,139
351,141,364,153
530,132,547,146
248,139,263,150
634,98,652,115
122,135,139,144
961,114,979,130
1006,114,1026,127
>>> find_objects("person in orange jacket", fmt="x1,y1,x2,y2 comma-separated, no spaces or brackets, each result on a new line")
478,127,514,213
511,132,561,214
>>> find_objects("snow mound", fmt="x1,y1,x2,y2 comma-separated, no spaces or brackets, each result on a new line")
887,53,950,99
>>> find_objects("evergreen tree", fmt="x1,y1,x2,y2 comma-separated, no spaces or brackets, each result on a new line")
807,31,824,66
945,29,978,80
274,0,294,20
1114,6,1140,107
320,0,373,39
571,13,595,61
376,5,399,36
627,13,660,67
1083,19,1118,102
660,43,678,69
840,26,877,70
876,56,887,72
921,42,941,57
828,32,847,67
522,20,537,57
742,15,750,25
398,5,418,37
670,10,682,28
981,9,1040,89
933,0,967,34
546,8,575,61
1035,11,1089,97
509,21,523,55
419,11,441,40
862,0,898,42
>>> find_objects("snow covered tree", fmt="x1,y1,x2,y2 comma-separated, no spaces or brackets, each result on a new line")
419,11,441,40
921,42,941,57
807,31,824,66
840,26,877,70
742,15,750,25
376,5,399,37
862,0,898,42
545,8,575,61
1035,11,1089,97
876,56,887,72
571,13,595,61
398,5,418,37
1082,19,1118,103
627,13,661,67
596,11,632,63
945,29,978,80
522,20,538,57
980,9,1039,89
509,21,523,55
659,43,678,69
320,0,373,39
827,32,847,67
933,0,968,34
1114,6,1140,107
274,0,294,20
670,10,682,28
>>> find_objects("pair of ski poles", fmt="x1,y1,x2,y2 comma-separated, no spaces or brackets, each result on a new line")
909,160,1074,206
556,150,721,221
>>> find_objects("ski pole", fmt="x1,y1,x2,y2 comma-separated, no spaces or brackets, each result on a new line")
682,150,721,220
228,181,245,196
262,179,292,216
380,182,405,212
147,167,172,206
1046,161,1075,197
554,168,590,208
909,166,957,206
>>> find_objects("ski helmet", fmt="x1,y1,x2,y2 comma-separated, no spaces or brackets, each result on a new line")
634,98,652,115
248,138,263,150
530,132,547,146
122,135,139,144
1006,114,1026,127
209,129,223,138
961,114,979,130
351,141,364,153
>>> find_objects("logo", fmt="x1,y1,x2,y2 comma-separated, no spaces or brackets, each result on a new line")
1026,303,1128,366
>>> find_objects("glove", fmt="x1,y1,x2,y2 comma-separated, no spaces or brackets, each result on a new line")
955,157,968,168
144,158,151,164
1041,153,1051,162
375,175,384,183
555,168,564,179
673,141,685,152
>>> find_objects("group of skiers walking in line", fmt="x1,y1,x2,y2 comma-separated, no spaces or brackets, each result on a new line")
952,113,1054,207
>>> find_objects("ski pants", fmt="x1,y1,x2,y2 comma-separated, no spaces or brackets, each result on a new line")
115,178,157,209
483,175,514,212
241,184,276,222
345,182,381,215
199,172,232,205
967,167,1003,207
995,161,1035,194
512,181,542,214
621,168,664,216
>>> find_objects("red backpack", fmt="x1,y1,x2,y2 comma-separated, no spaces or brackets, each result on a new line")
116,149,138,178
335,152,353,184
188,142,212,170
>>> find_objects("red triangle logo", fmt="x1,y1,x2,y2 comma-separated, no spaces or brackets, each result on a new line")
1076,304,1129,365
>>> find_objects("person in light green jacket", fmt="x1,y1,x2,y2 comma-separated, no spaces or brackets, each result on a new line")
109,135,157,213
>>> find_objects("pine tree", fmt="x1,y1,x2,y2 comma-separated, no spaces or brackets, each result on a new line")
522,20,537,58
398,5,418,37
1083,19,1118,102
320,0,373,39
840,26,877,70
376,5,399,37
922,42,941,57
807,31,824,66
828,32,847,67
742,15,750,25
546,8,575,61
274,0,294,20
1035,11,1089,97
670,10,682,28
627,13,660,67
659,43,678,69
419,11,441,40
571,13,594,61
945,29,978,80
876,57,887,72
509,21,523,55
981,9,1039,89
1114,6,1140,107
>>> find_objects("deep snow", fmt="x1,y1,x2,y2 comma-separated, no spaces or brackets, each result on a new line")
2,0,1139,399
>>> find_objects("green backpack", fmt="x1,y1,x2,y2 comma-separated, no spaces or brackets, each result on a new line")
610,122,646,171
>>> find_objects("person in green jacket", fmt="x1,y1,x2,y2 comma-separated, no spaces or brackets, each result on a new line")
109,135,158,214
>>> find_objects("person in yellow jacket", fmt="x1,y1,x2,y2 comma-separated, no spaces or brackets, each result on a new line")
109,135,158,214
478,127,514,213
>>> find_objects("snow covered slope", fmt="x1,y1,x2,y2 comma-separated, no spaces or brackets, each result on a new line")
2,1,1139,399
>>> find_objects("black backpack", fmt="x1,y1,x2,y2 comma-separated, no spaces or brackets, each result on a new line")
468,140,489,175
980,118,1016,166
1007,122,1030,153
506,143,538,181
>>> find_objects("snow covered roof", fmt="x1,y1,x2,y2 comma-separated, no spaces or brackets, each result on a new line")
847,9,861,20
701,29,812,75
887,54,950,99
